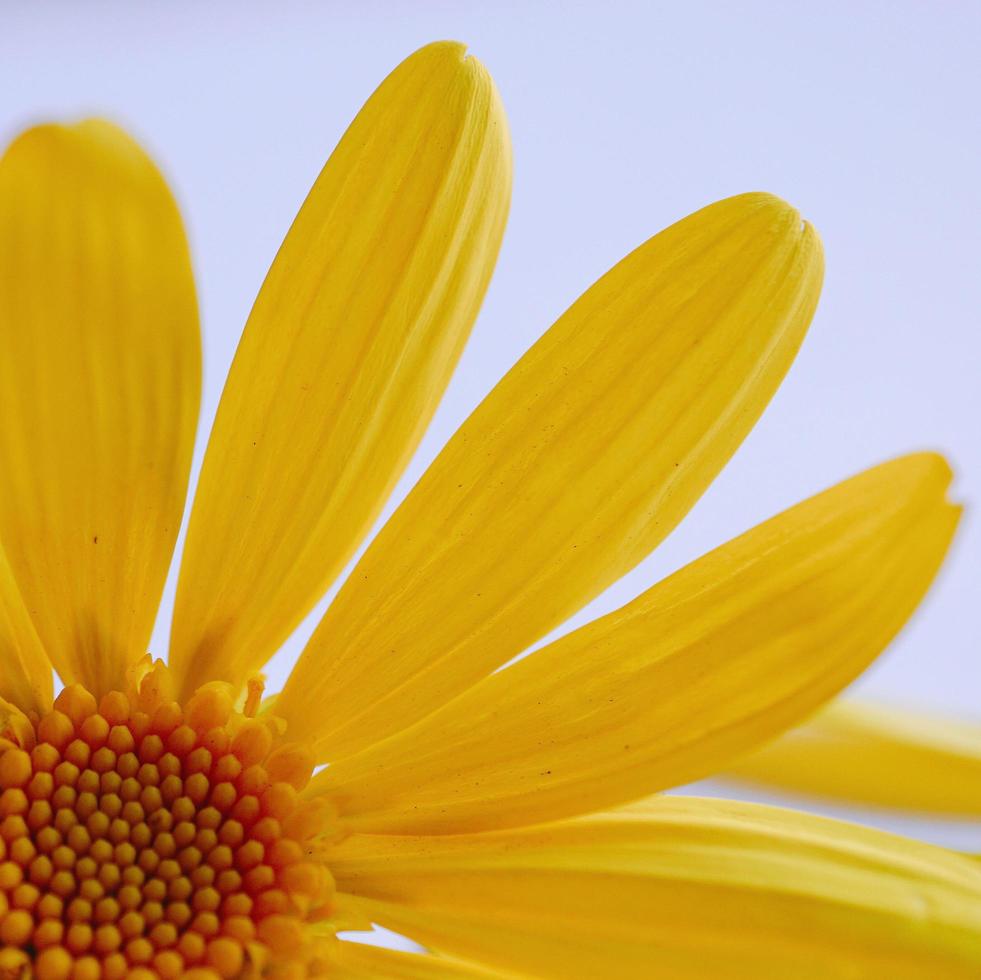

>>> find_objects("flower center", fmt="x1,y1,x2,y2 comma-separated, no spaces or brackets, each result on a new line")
0,679,334,979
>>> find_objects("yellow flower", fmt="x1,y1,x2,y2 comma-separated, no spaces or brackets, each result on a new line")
0,38,977,979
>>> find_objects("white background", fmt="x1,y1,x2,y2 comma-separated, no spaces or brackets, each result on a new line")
2,0,979,871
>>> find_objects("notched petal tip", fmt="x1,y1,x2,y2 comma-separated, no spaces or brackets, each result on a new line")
883,450,960,515
679,191,822,272
720,190,800,227
401,39,480,84
723,193,824,273
398,41,503,126
408,38,492,75
905,448,956,488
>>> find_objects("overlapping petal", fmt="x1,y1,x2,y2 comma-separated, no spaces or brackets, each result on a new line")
278,191,824,759
725,699,981,816
0,121,200,696
315,453,958,833
170,42,511,698
328,796,981,979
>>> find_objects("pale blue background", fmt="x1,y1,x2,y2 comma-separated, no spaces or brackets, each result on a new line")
2,1,979,935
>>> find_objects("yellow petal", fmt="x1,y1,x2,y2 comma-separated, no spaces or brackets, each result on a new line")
0,121,200,696
328,796,981,979
725,698,981,816
170,41,511,698
315,453,958,833
330,942,506,979
278,191,824,758
0,545,51,714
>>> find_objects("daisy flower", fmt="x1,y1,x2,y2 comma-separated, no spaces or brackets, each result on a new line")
0,40,978,979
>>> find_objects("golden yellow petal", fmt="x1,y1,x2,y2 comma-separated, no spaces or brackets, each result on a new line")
328,796,981,979
170,41,511,698
725,698,981,816
278,191,824,758
316,453,958,832
330,942,506,979
0,546,51,714
0,121,200,697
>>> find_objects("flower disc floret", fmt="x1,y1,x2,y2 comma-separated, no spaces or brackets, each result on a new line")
0,678,334,978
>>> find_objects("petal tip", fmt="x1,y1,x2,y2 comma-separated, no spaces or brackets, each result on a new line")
404,40,498,96
705,193,821,262
729,190,799,221
375,42,503,146
407,39,471,74
899,450,957,497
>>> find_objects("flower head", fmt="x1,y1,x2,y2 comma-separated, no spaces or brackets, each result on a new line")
0,40,978,979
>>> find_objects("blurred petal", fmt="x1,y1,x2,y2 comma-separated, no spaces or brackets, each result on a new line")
278,191,824,759
330,942,505,979
328,796,981,979
170,42,511,698
317,454,959,833
725,698,981,816
0,545,51,713
0,121,200,696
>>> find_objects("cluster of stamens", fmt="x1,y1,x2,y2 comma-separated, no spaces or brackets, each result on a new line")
0,677,335,979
